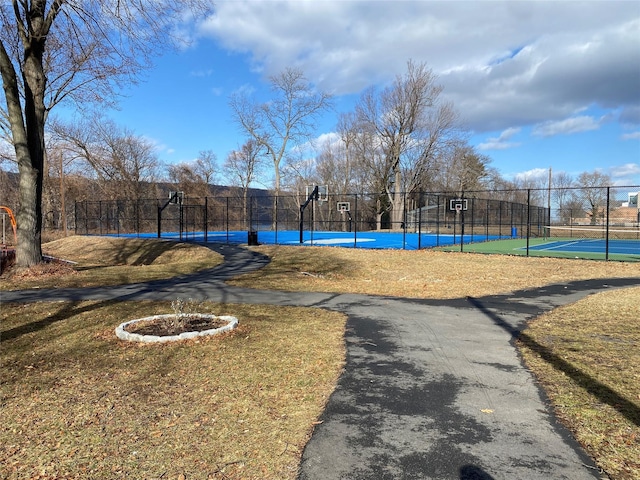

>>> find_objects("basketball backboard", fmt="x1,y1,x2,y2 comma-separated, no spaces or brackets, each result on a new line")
169,191,184,205
306,185,329,202
337,201,350,212
449,198,468,211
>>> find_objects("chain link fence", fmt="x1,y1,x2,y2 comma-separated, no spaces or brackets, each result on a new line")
73,185,640,261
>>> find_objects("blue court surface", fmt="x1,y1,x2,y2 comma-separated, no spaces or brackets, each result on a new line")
130,230,503,250
523,238,640,256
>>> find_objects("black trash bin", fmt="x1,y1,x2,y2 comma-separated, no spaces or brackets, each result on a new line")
248,230,259,246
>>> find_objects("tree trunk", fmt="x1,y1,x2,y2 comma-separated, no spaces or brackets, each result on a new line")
16,48,47,267
391,169,404,228
16,158,43,266
0,41,46,267
272,157,280,230
376,197,383,231
243,186,248,229
60,158,68,236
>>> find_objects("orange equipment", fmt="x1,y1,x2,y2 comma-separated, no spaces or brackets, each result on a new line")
0,206,17,245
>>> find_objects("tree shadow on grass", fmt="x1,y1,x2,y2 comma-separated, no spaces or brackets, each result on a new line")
460,464,495,479
0,299,119,342
86,238,177,267
467,296,640,428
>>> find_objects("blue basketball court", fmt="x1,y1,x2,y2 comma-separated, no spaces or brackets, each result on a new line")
131,229,503,250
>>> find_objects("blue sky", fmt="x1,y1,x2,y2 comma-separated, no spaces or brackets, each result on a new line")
104,0,640,186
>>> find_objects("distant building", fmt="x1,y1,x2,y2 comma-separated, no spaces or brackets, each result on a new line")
622,192,639,208
611,192,639,225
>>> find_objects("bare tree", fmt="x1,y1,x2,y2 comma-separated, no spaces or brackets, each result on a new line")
223,139,265,228
0,0,211,267
577,171,611,224
337,115,391,230
355,60,460,227
330,111,375,195
44,126,87,236
550,171,575,222
315,137,352,196
435,144,490,194
194,150,218,186
53,117,160,201
0,167,18,210
167,150,218,198
229,67,332,195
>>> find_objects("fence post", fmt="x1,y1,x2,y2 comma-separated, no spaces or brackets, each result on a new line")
418,191,423,250
204,197,208,243
485,198,490,241
499,201,503,238
605,187,610,261
354,194,358,248
135,199,139,238
249,195,254,234
436,194,441,247
402,192,407,250
179,200,184,241
526,189,531,257
460,190,464,252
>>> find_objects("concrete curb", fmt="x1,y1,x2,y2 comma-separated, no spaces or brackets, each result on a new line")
115,314,238,343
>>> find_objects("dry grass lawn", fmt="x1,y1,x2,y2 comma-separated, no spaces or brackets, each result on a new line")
0,236,223,291
1,237,639,479
230,245,640,298
1,301,345,480
518,287,640,480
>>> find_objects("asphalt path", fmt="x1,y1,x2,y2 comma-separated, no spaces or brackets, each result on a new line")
3,243,639,480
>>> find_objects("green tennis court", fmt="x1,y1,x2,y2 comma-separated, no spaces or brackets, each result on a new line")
439,236,640,261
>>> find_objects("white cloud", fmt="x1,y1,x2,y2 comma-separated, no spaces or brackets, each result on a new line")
621,131,640,140
231,83,256,96
200,1,640,134
532,115,601,137
478,127,521,150
514,167,549,182
190,69,213,77
609,162,640,179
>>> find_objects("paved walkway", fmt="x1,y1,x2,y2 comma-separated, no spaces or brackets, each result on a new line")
3,243,639,480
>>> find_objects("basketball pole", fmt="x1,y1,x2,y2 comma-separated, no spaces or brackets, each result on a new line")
300,186,319,243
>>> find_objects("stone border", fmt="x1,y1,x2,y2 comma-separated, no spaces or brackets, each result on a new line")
115,314,238,343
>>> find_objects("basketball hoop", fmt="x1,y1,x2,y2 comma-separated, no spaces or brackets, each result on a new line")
337,201,350,213
306,185,329,202
169,191,184,205
449,198,468,212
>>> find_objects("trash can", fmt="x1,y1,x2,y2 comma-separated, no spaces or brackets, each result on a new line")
511,227,517,238
248,230,258,246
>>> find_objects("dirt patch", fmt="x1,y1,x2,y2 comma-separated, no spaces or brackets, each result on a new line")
3,256,76,280
124,314,231,337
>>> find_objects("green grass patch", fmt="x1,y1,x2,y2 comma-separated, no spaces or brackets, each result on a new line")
1,300,346,479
